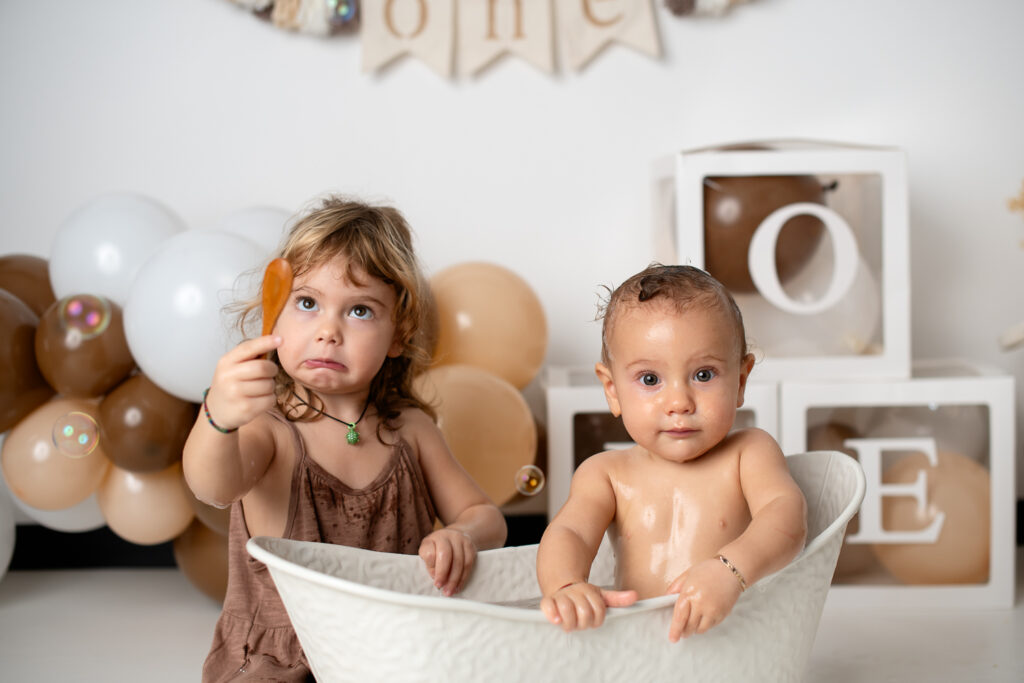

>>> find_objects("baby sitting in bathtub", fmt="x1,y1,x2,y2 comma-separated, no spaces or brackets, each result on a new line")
537,264,807,642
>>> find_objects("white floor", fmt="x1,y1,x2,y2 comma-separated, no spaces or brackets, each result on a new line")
1,551,1022,682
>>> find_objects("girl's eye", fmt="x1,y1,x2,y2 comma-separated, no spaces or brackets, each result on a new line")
297,296,318,312
349,305,373,320
694,368,715,382
640,373,659,387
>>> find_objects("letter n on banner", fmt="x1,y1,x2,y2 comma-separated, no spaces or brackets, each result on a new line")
556,0,661,71
362,0,456,77
458,0,555,77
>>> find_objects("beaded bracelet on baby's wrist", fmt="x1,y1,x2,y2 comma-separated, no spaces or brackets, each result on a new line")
202,388,238,434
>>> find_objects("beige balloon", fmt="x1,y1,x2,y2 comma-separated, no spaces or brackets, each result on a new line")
98,461,195,545
1,398,110,510
173,518,229,603
872,450,990,584
430,262,547,389
414,364,537,507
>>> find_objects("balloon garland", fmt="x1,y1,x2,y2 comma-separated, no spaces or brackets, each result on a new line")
0,192,549,598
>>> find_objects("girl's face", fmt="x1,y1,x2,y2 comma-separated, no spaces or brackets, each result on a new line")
273,253,402,399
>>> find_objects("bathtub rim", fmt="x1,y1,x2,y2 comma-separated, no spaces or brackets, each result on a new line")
247,450,865,625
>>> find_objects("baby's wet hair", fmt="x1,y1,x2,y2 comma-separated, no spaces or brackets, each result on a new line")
598,263,748,365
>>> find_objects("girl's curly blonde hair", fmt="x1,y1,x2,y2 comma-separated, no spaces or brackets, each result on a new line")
237,195,435,439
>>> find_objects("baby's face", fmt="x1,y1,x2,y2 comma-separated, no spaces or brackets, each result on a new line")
597,302,752,464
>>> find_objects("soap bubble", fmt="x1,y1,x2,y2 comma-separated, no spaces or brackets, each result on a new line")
52,411,100,458
59,294,111,346
514,465,545,496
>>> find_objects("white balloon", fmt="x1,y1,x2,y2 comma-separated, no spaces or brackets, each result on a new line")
11,491,106,534
49,193,186,307
866,405,989,463
123,230,267,403
208,206,293,256
736,251,881,358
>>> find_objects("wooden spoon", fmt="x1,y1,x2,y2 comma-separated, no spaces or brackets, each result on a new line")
261,258,293,357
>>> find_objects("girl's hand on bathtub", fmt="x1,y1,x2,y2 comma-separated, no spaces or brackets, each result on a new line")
540,583,637,632
666,558,742,642
419,528,476,597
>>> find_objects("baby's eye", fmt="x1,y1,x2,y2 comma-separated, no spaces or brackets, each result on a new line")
694,368,715,382
640,373,660,387
349,305,374,320
297,296,318,312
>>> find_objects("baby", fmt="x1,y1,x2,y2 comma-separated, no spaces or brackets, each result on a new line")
537,264,807,642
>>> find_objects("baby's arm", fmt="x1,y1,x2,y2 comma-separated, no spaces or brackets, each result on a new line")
667,429,807,641
537,456,638,631
409,411,507,597
182,335,283,507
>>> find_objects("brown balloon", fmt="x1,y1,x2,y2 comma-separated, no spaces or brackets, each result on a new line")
1,397,111,510
0,254,56,317
99,374,198,472
703,174,826,293
188,490,231,537
872,450,990,585
34,294,135,398
414,364,537,506
806,422,881,581
173,518,229,603
0,289,55,432
97,462,195,545
430,262,548,389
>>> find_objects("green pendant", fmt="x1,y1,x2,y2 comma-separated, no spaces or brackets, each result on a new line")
346,425,360,445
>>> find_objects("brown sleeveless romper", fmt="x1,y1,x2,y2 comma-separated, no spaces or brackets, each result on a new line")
202,412,437,682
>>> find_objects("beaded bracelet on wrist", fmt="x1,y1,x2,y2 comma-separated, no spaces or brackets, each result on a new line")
202,388,238,434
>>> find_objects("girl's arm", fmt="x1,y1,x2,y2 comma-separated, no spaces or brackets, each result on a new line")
537,455,637,631
408,409,507,595
182,335,282,507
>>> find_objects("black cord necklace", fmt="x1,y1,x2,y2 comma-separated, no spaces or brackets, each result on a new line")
292,394,370,445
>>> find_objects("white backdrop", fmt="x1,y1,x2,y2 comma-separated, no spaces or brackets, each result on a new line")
2,0,1023,493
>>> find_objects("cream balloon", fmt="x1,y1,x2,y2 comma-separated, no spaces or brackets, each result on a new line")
736,250,881,358
49,193,186,307
430,262,547,389
414,364,537,506
98,462,195,545
1,398,111,510
872,450,990,584
11,492,106,533
866,405,989,463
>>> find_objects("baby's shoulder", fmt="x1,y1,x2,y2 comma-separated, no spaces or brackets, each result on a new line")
724,426,781,452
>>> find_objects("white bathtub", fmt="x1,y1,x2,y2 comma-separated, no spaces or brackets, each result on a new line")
247,450,865,682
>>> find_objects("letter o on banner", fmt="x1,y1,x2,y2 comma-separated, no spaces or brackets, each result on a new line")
748,203,859,315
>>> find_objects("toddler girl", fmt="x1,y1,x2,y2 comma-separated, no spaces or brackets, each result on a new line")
184,196,507,682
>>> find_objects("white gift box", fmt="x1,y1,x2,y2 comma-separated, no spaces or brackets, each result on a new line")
779,359,1016,608
544,366,778,520
654,140,911,382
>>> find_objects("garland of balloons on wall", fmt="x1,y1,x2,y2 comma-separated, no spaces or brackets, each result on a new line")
0,193,548,601
223,0,756,77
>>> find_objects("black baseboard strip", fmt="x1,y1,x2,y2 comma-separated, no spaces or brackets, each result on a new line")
8,505,1021,570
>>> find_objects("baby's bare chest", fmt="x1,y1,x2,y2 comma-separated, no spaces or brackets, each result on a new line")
610,461,750,542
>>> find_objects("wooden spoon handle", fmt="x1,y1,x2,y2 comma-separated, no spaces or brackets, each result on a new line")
261,258,293,356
